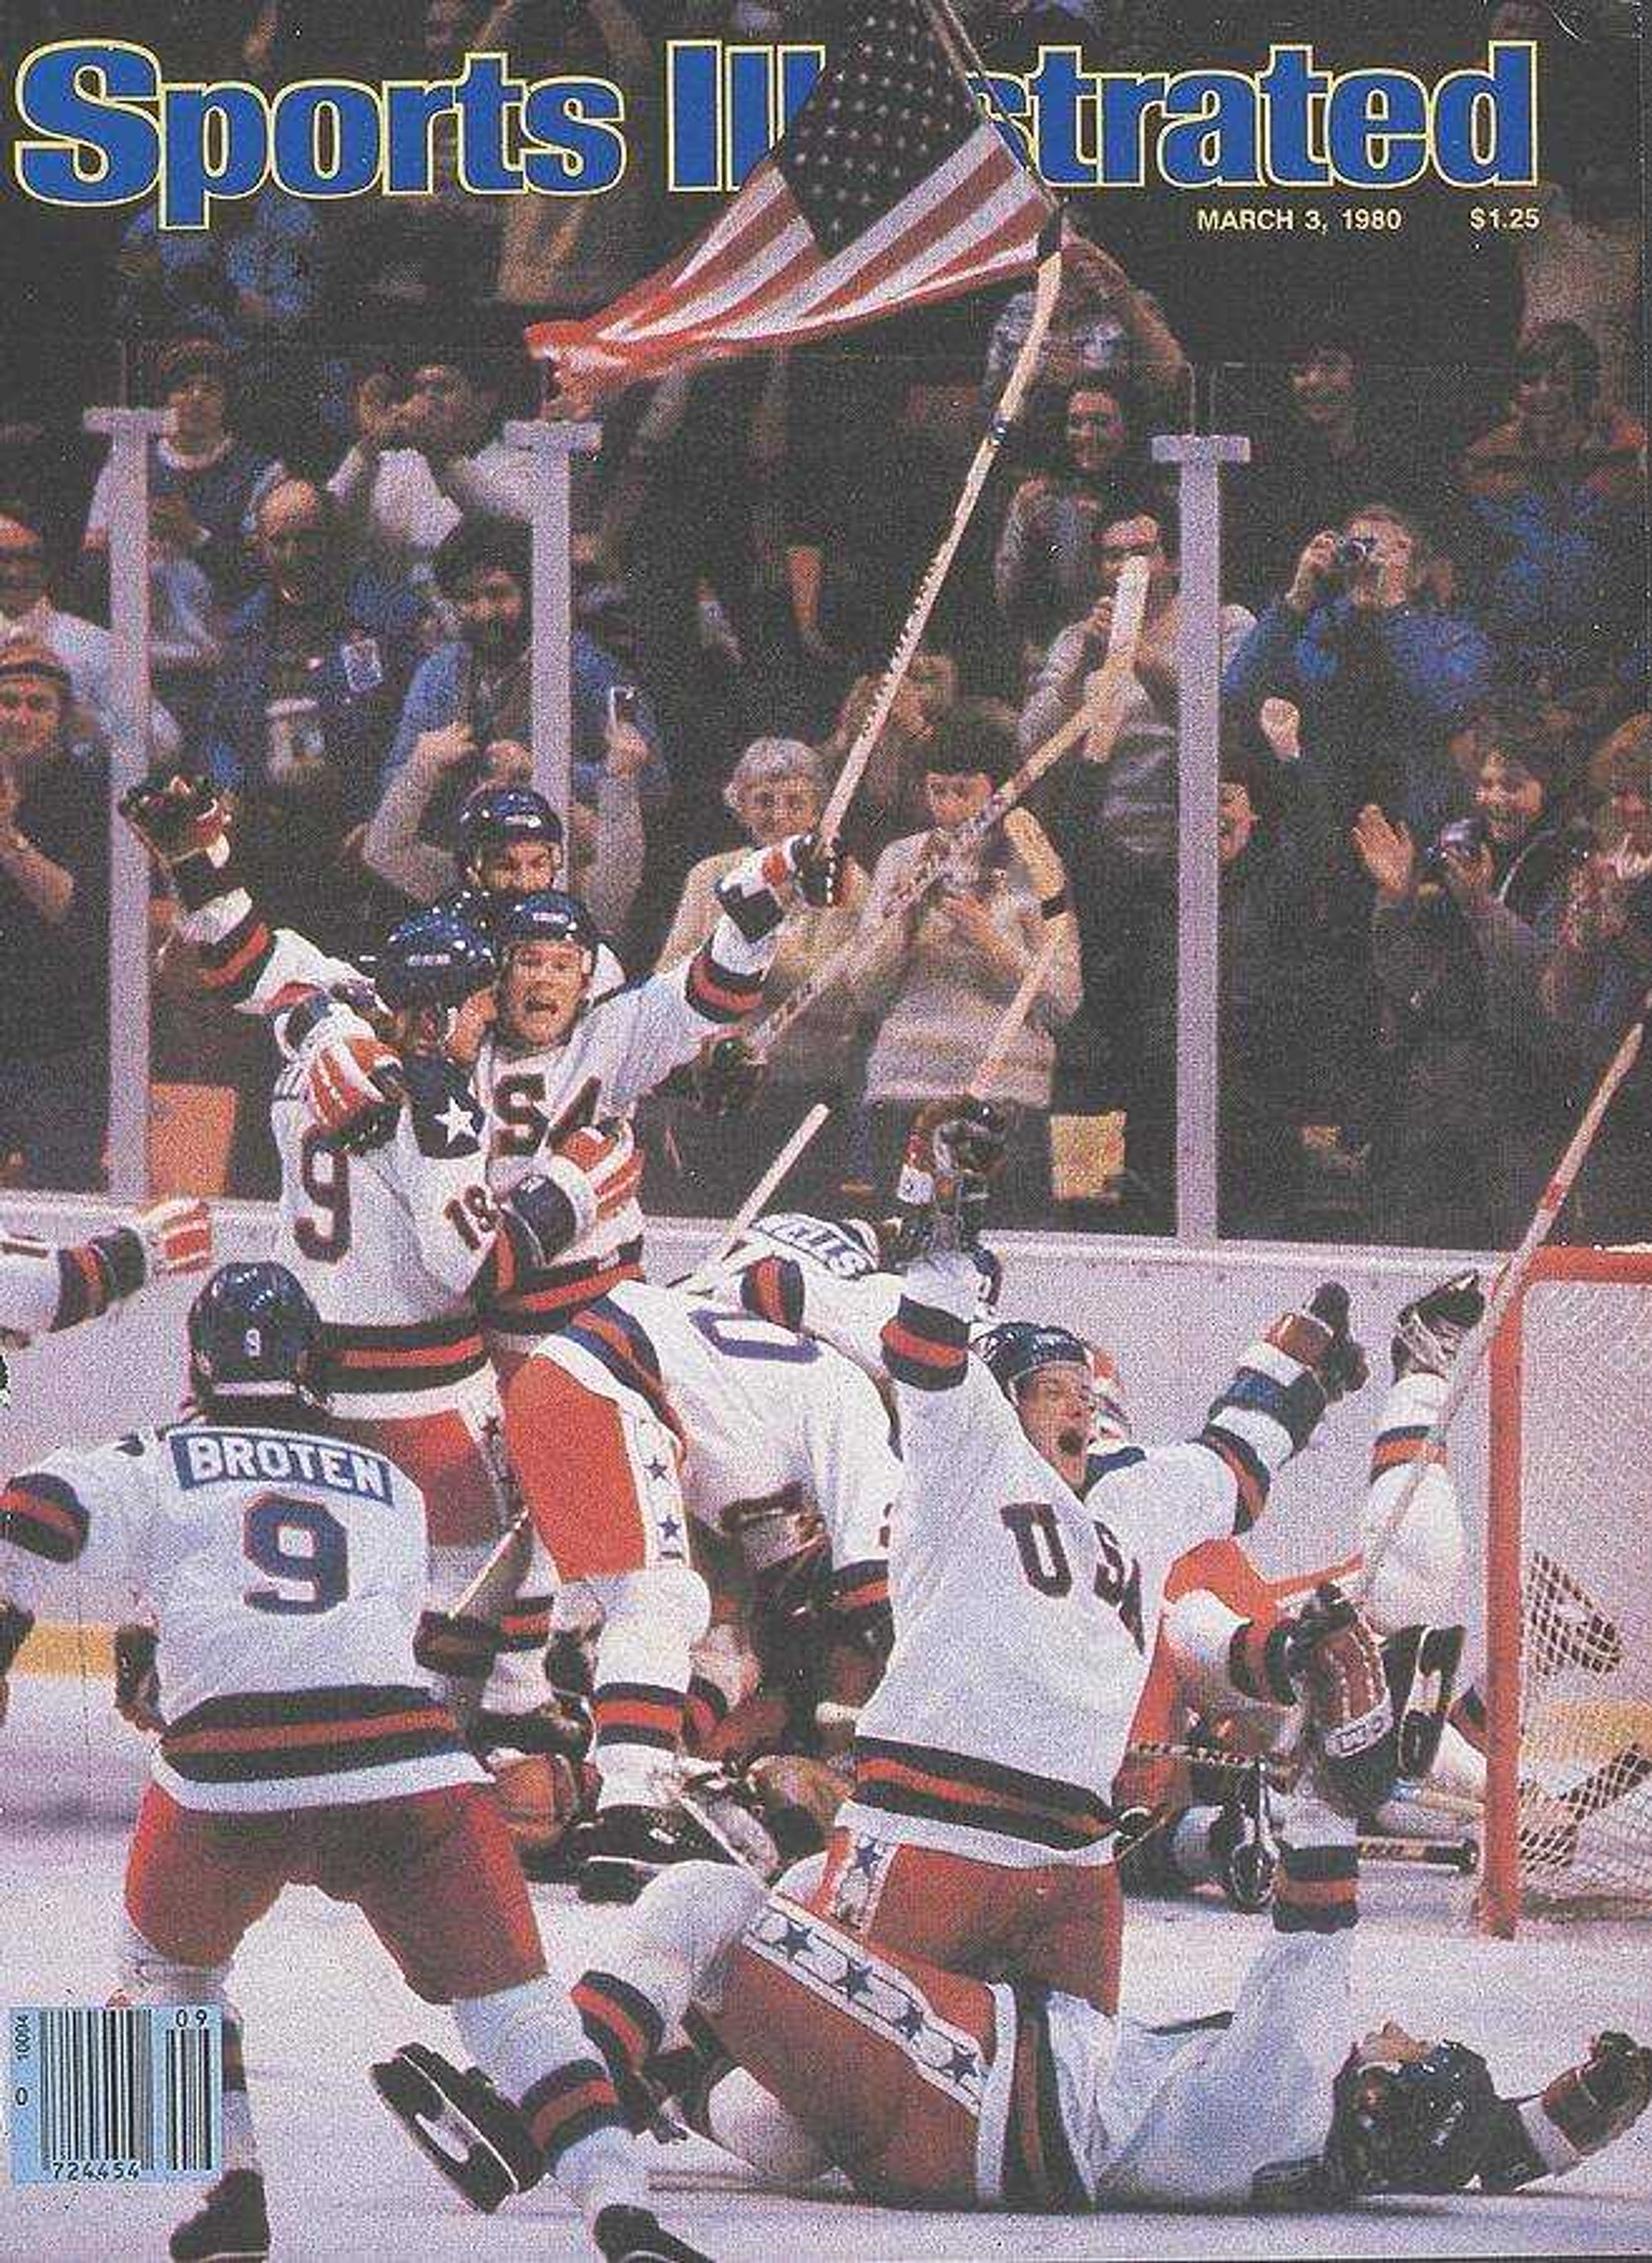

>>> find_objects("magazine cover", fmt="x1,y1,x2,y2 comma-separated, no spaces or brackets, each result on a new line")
2,2,1649,2257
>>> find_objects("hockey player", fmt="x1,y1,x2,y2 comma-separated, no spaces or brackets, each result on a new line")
547,1587,1651,2220
801,1098,1369,2017
698,1205,1002,1383
444,785,626,997
0,1264,701,2263
502,1274,900,1898
0,1198,211,1347
1117,1273,1486,1911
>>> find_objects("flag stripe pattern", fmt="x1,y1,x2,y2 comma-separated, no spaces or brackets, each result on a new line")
526,0,1051,388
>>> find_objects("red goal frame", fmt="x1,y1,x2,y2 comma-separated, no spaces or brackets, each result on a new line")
1482,1245,1652,1936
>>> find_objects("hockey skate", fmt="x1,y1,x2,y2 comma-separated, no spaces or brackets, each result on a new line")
593,2202,712,2263
1391,1271,1484,1381
573,1801,725,1904
169,2168,271,2262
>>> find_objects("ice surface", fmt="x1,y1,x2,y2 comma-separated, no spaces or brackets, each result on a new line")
4,1674,1651,2260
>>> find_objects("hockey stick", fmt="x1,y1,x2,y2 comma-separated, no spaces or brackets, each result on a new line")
818,233,1063,842
1357,1837,1477,1875
968,930,1063,1102
749,555,1150,1063
1350,990,1652,1614
681,1100,833,1285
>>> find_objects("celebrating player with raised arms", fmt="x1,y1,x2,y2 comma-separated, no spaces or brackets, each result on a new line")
803,1097,1369,2017
0,1264,702,2263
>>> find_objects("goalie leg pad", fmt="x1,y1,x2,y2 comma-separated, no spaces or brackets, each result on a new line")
370,2042,544,2214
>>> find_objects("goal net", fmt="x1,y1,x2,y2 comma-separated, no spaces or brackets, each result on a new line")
1482,1248,1652,1932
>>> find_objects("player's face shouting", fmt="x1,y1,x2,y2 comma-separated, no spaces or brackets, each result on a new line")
1015,1364,1096,1484
499,940,589,1048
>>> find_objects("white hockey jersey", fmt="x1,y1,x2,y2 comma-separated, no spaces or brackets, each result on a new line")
838,1249,1332,1868
0,1417,483,1813
268,1054,509,1420
473,913,780,1361
532,1278,897,1597
179,864,789,1360
696,1211,999,1383
0,1221,145,1345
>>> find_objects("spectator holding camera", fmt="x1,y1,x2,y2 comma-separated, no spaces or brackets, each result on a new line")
1461,321,1646,685
1352,700,1584,1247
848,700,1079,1220
1224,504,1494,845
993,377,1155,666
377,516,669,842
327,352,539,594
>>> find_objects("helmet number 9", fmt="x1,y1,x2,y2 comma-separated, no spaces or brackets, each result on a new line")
243,1495,350,1616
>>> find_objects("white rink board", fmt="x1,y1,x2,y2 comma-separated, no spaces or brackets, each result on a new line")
2,1198,1498,1649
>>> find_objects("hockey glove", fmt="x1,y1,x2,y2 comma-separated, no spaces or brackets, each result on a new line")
1287,1584,1397,1816
692,1034,766,1119
133,1196,213,1279
895,1096,1008,1254
118,772,229,866
1479,2032,1652,2191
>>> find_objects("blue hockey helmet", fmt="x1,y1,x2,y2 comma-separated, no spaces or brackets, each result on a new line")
976,1318,1094,1401
454,786,564,885
495,888,601,970
1325,2035,1500,2196
188,1263,324,1406
374,907,499,1014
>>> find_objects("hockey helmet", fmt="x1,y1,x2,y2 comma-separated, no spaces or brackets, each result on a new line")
495,888,601,973
188,1262,324,1406
976,1318,1094,1401
454,786,564,885
1325,2034,1500,2195
374,907,499,1014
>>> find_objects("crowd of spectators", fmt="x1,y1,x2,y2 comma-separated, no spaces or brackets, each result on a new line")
2,0,1646,1249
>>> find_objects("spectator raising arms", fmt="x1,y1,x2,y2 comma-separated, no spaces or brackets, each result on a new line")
327,353,541,597
849,701,1079,1222
379,516,669,842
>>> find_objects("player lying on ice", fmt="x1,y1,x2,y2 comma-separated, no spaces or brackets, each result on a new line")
412,1577,1650,2223
0,1262,701,2263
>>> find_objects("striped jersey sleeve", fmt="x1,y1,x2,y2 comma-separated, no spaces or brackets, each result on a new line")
1197,1313,1344,1532
0,1440,149,1613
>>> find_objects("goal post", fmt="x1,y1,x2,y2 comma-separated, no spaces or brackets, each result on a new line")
1482,1246,1652,1935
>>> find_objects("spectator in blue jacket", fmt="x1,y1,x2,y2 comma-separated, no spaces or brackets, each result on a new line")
377,515,669,834
197,477,424,951
1223,504,1495,845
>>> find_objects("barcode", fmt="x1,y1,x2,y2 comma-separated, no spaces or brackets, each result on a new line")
8,2005,222,2186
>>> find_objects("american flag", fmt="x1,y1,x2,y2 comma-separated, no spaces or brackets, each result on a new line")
525,0,1055,397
